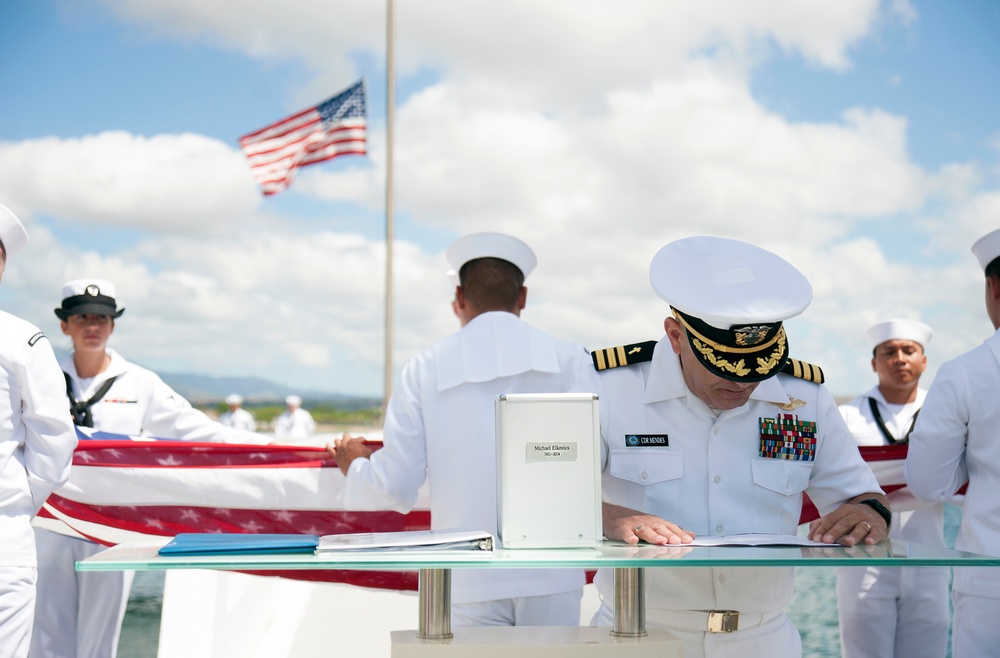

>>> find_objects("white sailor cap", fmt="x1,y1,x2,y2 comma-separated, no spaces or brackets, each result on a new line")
445,232,537,281
225,394,244,405
865,318,933,350
55,278,125,321
0,203,29,259
285,395,302,407
650,236,813,383
971,228,1000,272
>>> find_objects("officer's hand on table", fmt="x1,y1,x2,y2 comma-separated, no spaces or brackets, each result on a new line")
326,433,373,476
808,494,890,546
602,502,696,545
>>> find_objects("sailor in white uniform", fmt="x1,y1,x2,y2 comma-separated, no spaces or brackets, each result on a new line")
906,227,1000,658
578,236,888,658
332,232,588,626
0,204,77,658
836,318,949,658
219,393,257,432
30,279,265,658
273,394,316,440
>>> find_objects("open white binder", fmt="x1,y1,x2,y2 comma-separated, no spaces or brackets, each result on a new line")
495,392,603,549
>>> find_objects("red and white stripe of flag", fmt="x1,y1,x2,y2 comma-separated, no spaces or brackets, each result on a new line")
240,80,366,195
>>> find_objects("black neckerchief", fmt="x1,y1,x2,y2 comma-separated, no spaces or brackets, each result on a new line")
867,396,920,445
64,372,118,428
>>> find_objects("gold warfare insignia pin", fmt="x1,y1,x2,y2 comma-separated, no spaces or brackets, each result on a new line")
733,325,771,346
772,397,807,411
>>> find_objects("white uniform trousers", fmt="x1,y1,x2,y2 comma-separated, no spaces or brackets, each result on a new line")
952,591,1000,658
30,529,134,658
0,567,36,658
592,601,799,658
836,564,950,658
450,589,583,627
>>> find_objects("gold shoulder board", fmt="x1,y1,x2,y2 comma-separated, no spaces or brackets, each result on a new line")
781,358,825,384
591,340,657,371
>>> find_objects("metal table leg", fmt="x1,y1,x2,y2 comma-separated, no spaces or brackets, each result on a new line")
417,568,453,639
611,566,646,638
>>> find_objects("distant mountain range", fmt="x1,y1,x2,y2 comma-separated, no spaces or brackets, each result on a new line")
156,371,381,407
52,348,379,407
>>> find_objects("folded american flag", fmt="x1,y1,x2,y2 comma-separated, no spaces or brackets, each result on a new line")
36,433,429,591
799,444,914,524
39,434,918,588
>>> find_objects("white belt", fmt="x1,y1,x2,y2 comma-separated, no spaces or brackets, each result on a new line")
648,609,783,633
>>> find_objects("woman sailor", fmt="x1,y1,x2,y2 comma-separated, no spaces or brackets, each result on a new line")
30,278,264,658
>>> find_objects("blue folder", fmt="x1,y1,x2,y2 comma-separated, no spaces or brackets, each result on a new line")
158,533,320,555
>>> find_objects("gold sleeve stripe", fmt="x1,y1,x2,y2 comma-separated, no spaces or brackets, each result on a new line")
591,340,657,371
783,358,825,384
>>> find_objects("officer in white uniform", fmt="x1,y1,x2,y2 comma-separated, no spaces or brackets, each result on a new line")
220,393,257,432
836,318,948,658
31,279,265,658
273,394,316,440
332,233,588,626
0,204,77,658
905,227,1000,658
579,236,888,658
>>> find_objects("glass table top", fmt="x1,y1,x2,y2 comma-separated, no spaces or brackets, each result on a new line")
77,537,1000,572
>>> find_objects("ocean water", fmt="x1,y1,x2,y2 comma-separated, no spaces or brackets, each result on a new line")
116,505,964,657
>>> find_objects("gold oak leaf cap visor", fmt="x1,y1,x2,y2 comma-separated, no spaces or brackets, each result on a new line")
649,236,813,383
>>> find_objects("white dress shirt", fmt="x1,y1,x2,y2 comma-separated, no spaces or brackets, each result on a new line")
342,311,588,604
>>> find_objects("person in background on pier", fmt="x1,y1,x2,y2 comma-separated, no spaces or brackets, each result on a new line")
31,278,266,658
331,232,588,627
577,236,889,658
906,227,1000,658
836,318,948,658
220,393,256,432
0,204,77,658
273,394,315,440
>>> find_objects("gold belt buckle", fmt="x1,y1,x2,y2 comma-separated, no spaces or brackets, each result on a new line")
706,610,739,633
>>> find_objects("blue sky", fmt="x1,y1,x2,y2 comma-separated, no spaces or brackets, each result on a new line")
1,0,998,399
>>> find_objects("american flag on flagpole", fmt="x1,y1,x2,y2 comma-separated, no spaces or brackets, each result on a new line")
239,79,367,195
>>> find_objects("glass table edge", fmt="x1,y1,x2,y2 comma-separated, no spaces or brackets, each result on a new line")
76,539,1000,571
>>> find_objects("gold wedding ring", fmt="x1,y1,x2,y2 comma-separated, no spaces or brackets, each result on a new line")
861,521,872,532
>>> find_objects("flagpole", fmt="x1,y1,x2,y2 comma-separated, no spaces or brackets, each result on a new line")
383,0,395,418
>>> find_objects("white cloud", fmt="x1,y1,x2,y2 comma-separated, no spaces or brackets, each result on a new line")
0,132,260,233
7,0,997,402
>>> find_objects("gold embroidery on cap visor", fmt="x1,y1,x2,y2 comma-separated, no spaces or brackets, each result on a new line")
674,310,789,382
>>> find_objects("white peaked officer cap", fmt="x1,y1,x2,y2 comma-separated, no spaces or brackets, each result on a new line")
649,236,813,383
865,318,933,350
446,232,537,280
55,278,126,321
285,395,302,406
225,394,244,405
971,227,1000,271
0,202,29,258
